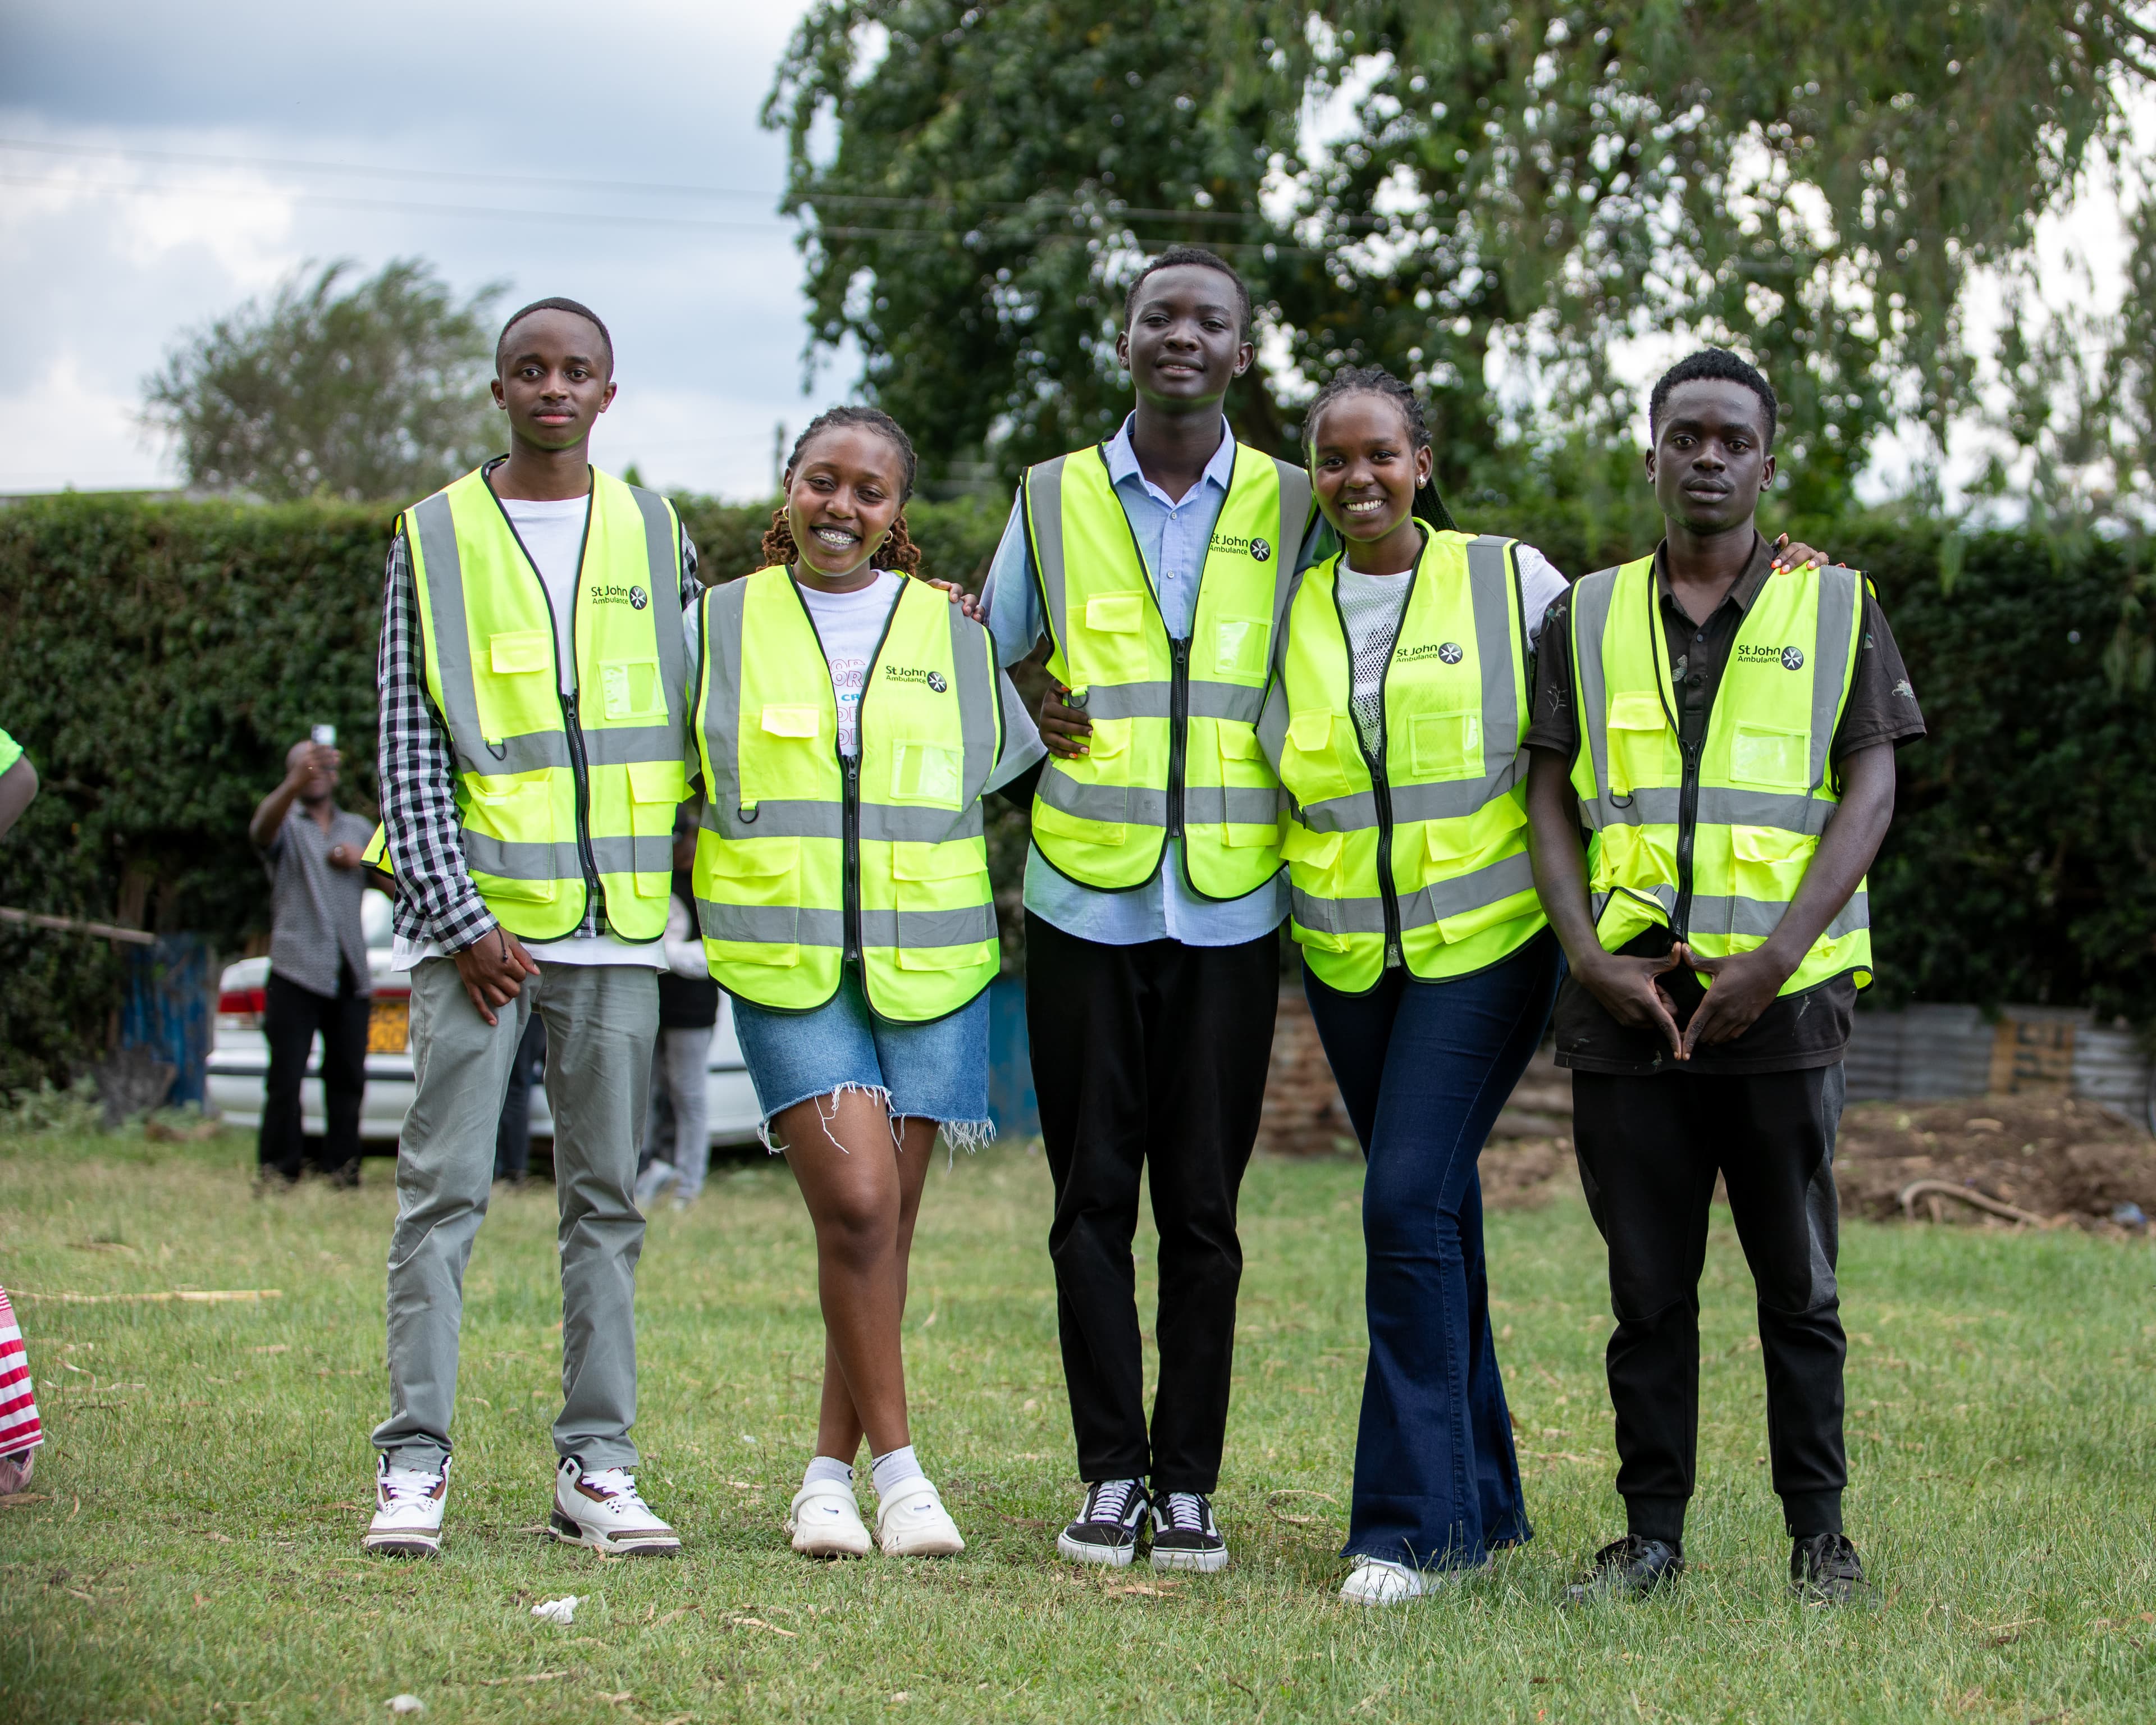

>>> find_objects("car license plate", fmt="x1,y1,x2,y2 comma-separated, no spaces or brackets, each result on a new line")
368,998,410,1055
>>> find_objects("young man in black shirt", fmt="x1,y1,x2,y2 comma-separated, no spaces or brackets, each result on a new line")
1524,349,1925,1605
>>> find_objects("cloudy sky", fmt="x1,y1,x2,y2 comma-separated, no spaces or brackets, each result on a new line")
0,0,842,499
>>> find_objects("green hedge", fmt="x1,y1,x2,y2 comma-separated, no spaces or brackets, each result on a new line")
2,489,2150,1094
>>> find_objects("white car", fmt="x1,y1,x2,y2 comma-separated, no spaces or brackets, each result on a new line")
208,893,762,1153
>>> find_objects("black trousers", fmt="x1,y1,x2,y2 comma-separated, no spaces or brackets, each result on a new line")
259,965,369,1177
494,1012,546,1180
1572,1064,1849,1543
1025,912,1279,1494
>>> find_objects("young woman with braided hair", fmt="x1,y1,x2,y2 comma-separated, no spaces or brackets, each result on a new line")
1260,366,1829,1604
689,404,1042,1560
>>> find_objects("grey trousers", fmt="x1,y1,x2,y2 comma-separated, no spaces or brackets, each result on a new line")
372,958,657,1473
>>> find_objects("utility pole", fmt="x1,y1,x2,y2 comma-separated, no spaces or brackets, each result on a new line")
772,421,787,499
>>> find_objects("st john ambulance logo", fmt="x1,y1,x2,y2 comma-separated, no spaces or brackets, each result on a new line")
629,585,648,611
1781,645,1804,670
1438,642,1464,665
1249,536,1272,563
926,671,948,693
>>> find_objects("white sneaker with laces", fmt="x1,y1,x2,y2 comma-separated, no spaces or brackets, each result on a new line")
874,1475,965,1557
550,1457,681,1555
786,1478,873,1558
1341,1557,1424,1605
1149,1490,1229,1572
362,1455,448,1558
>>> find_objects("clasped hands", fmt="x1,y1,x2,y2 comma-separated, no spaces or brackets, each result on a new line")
1577,939,1792,1063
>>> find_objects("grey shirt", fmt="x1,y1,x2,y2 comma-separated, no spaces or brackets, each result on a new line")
264,804,376,998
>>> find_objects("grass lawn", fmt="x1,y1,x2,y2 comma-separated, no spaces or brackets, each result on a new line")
1,1125,2152,1724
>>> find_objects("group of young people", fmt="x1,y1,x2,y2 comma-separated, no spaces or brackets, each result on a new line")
359,242,1924,1609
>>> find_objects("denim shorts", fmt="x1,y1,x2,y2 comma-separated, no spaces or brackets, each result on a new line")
728,969,994,1152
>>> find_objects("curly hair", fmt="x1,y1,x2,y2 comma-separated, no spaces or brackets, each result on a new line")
761,404,924,574
1648,347,1778,449
1303,365,1460,534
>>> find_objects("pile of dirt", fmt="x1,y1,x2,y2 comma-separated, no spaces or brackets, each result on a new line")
1834,1094,2156,1234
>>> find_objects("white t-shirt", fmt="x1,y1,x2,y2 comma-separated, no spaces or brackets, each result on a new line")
390,489,663,973
797,569,903,757
1335,541,1569,758
499,495,589,695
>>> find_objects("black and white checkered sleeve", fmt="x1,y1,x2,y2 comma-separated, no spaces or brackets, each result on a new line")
377,527,498,953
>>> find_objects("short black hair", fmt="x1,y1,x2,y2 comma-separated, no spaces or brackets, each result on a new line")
496,296,614,377
1123,245,1251,340
1648,348,1778,448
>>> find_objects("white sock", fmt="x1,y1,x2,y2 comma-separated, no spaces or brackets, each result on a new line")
802,1455,853,1491
869,1445,920,1498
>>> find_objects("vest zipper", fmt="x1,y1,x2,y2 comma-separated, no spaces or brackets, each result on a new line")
842,752,861,964
1167,635,1191,843
1674,737,1700,941
798,577,905,975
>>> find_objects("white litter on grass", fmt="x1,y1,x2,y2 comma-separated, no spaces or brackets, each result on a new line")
531,1596,581,1626
386,1697,425,1715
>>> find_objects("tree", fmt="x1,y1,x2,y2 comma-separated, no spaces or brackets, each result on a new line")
143,258,504,503
766,1,2153,526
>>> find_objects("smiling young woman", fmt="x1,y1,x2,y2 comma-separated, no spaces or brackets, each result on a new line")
691,404,1044,1562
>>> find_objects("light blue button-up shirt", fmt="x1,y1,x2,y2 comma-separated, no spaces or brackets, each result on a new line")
980,414,1310,948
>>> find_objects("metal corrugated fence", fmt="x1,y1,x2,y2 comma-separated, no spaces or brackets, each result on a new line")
1848,1003,2154,1127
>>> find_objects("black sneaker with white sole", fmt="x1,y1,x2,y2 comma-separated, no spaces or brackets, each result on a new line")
1057,1478,1149,1567
1149,1490,1228,1572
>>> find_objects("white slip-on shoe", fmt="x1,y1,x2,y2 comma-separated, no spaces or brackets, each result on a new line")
874,1475,965,1557
786,1478,872,1558
1341,1557,1424,1605
362,1455,449,1558
550,1457,681,1556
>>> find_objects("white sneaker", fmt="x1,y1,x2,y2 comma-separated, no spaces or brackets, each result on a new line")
786,1478,873,1558
362,1455,448,1558
550,1457,681,1555
874,1475,965,1557
1341,1557,1424,1605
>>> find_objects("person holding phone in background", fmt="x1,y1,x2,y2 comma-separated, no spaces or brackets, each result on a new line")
248,729,381,1189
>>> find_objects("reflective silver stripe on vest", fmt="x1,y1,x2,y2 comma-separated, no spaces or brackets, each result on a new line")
591,834,675,878
1061,679,1266,725
1289,765,1525,835
1582,784,1838,836
1025,453,1070,656
700,797,844,842
462,832,586,881
698,579,750,827
1269,460,1314,638
860,904,998,949
1292,850,1536,937
1182,785,1283,825
1035,774,1170,827
1807,565,1858,793
1569,564,1621,832
950,589,1002,773
410,493,497,777
1465,536,1520,780
628,483,689,717
1589,881,1678,924
695,901,845,949
1689,890,1870,942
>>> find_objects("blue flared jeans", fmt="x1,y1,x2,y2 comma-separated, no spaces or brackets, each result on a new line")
1303,931,1563,1572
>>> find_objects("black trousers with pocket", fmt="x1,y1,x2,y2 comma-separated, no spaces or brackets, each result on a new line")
1025,912,1280,1495
259,965,370,1177
1570,1063,1849,1544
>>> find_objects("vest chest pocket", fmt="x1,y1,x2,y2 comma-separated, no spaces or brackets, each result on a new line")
743,703,828,804
600,657,666,723
1407,709,1481,780
1282,824,1350,950
1282,709,1355,805
1729,724,1810,790
1607,691,1678,797
479,629,558,741
890,839,985,910
889,740,964,807
1083,593,1145,637
1212,616,1269,679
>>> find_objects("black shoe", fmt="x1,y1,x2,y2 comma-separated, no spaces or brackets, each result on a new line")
1790,1532,1870,1604
1056,1479,1148,1568
1149,1490,1228,1573
1563,1534,1684,1604
326,1159,362,1189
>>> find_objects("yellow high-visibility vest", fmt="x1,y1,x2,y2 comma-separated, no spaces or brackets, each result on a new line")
691,567,1004,1023
1259,531,1543,991
1020,442,1312,898
401,465,689,943
1566,554,1872,992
